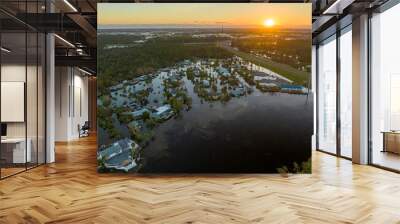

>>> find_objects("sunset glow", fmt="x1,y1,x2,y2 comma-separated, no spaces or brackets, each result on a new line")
98,3,311,29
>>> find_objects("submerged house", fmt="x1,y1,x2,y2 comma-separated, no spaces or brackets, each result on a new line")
259,82,278,88
151,104,174,120
230,87,246,97
122,108,151,119
280,84,307,93
217,67,230,77
253,71,277,81
97,138,140,172
132,82,150,93
168,74,182,82
202,80,210,87
182,59,191,66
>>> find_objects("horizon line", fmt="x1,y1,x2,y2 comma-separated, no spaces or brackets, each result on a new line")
98,24,310,29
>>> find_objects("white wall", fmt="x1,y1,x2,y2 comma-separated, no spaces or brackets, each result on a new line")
55,67,70,141
55,67,89,141
71,72,89,138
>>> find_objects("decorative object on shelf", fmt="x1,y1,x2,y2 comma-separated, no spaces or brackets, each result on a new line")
381,131,400,154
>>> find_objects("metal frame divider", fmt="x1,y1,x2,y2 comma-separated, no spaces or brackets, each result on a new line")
336,25,341,157
315,44,320,151
367,10,373,165
36,0,39,168
25,0,28,171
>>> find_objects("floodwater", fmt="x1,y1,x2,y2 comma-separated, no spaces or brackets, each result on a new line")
99,61,313,173
139,82,313,173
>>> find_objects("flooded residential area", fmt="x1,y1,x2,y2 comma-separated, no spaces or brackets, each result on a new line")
97,27,312,173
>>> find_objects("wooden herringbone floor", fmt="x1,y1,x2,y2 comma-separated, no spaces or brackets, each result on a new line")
1,135,400,224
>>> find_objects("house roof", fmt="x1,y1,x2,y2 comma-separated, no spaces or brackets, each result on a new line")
131,108,150,117
155,105,171,115
280,84,304,90
98,138,136,159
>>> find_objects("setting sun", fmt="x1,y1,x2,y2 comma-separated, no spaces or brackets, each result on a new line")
99,4,311,29
263,19,275,27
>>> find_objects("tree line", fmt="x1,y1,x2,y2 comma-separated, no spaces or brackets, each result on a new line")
98,36,233,95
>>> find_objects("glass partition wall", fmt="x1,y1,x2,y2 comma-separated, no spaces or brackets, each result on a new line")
0,3,46,179
370,3,400,171
339,26,352,159
316,0,400,172
316,25,352,159
317,35,337,155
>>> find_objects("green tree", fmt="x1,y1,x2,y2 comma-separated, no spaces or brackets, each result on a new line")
142,111,150,121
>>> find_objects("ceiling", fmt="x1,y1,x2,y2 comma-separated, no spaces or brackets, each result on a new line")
0,0,97,74
4,0,393,73
312,0,390,43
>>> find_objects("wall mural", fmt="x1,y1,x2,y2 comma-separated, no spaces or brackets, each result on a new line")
97,3,313,173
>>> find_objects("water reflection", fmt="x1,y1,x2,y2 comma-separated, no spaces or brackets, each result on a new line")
142,89,312,173
98,57,312,173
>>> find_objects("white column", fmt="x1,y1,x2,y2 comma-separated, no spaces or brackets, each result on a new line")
46,32,55,163
352,14,369,164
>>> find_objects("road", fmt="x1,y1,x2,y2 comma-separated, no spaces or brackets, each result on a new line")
217,41,310,86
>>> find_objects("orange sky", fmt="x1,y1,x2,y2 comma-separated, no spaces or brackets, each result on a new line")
98,3,311,28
